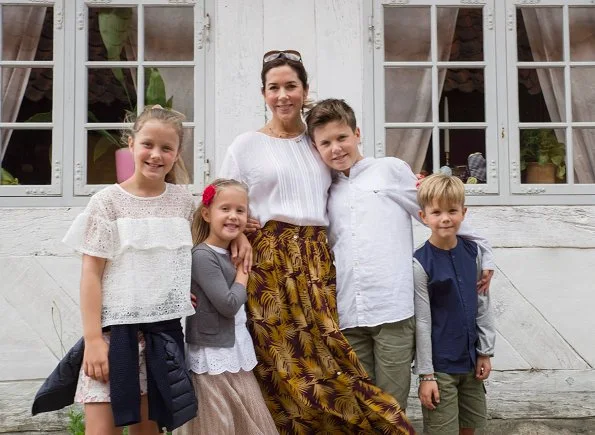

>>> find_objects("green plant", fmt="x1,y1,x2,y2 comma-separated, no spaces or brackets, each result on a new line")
0,168,19,185
67,408,85,435
520,129,566,179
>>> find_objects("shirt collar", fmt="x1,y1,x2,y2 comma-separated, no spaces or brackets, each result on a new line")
336,157,374,180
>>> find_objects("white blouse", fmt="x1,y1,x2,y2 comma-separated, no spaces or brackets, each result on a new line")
63,183,196,327
186,244,258,375
219,131,332,226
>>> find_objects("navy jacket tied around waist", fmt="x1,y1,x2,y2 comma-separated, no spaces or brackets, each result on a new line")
32,319,197,432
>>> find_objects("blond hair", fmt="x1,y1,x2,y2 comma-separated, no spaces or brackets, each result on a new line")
191,178,250,245
122,105,189,184
417,173,466,210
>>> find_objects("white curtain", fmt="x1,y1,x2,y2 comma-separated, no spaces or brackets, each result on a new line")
384,8,458,173
0,7,46,165
522,8,595,184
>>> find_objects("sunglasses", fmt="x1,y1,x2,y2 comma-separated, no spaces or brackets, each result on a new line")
262,50,302,64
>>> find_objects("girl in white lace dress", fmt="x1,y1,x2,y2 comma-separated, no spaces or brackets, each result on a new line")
63,106,196,434
176,178,277,435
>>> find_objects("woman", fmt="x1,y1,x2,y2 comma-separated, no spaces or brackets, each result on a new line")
219,50,414,434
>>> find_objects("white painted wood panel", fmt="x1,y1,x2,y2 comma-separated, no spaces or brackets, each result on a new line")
263,0,318,100
214,0,265,172
314,0,365,128
490,265,588,370
497,248,595,368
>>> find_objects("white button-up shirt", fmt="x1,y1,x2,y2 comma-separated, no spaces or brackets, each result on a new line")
327,157,494,330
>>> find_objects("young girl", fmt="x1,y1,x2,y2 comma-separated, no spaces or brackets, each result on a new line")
63,105,197,434
177,178,278,435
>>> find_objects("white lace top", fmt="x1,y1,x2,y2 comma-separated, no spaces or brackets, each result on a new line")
63,183,196,327
186,244,258,375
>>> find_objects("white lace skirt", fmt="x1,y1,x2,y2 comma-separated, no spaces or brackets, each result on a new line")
186,306,258,375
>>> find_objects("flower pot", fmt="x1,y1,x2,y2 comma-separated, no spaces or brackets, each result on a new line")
525,162,556,184
115,148,135,183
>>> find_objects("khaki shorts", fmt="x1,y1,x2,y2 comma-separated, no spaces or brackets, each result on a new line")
422,371,487,435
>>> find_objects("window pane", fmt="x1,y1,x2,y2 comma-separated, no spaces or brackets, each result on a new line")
518,68,564,123
569,8,595,61
384,7,430,62
2,6,52,61
87,129,121,185
441,69,485,122
88,68,137,123
517,8,563,63
1,128,52,185
88,7,137,62
440,8,482,62
441,129,486,183
385,68,431,123
573,129,595,185
519,128,566,184
2,68,53,123
385,128,432,174
145,7,193,61
144,67,193,121
571,67,595,122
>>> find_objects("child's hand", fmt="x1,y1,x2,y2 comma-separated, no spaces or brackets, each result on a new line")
83,336,110,383
190,293,197,309
475,355,492,380
477,269,494,294
245,217,261,234
418,378,440,410
230,233,253,273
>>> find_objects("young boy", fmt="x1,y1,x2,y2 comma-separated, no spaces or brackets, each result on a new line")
304,98,495,411
414,174,495,434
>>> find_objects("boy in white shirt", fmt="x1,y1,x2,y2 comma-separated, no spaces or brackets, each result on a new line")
304,98,494,411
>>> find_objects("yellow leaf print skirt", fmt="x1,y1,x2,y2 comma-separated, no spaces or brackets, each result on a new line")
247,221,414,435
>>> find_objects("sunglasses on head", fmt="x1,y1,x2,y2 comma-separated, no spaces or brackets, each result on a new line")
262,50,302,64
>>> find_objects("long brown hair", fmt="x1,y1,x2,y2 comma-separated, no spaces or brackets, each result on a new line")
191,178,250,245
122,105,190,184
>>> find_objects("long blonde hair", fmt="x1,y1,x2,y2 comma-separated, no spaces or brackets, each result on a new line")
191,178,250,245
122,105,190,184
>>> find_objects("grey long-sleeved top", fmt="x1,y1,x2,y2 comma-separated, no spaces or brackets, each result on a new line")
185,243,247,348
413,250,496,375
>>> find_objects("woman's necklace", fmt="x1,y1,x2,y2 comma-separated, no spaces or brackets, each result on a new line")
266,124,304,139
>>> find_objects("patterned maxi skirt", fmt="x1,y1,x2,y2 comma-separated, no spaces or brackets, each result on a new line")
247,221,415,435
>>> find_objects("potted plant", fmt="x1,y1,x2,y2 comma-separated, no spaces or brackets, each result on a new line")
520,129,566,184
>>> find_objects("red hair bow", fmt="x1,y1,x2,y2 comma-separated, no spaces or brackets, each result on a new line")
202,184,216,206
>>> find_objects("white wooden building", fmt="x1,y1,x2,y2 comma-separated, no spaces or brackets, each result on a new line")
0,0,594,432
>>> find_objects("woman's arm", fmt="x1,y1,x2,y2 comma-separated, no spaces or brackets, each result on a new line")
80,254,108,383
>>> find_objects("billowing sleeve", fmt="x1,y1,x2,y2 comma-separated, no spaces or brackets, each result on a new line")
475,251,496,356
386,158,423,221
62,193,116,259
413,258,434,375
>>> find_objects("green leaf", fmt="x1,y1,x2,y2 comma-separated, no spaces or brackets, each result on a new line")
93,135,119,162
98,8,133,62
145,68,167,107
1,168,19,185
24,111,52,123
88,111,121,146
166,95,174,109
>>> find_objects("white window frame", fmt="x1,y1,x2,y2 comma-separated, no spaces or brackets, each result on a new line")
74,0,207,197
367,0,595,205
0,0,65,198
0,0,210,206
506,0,595,198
